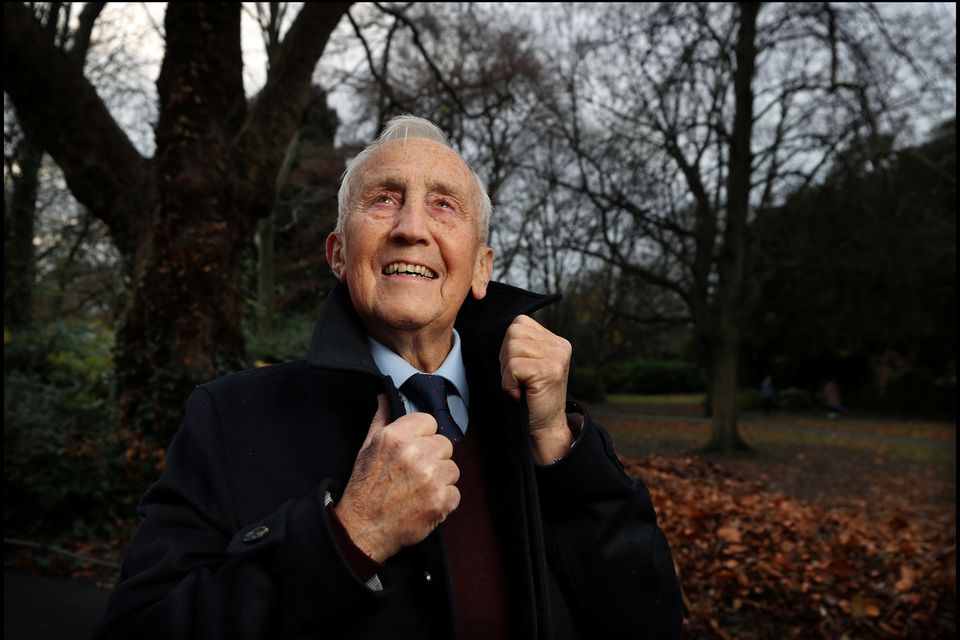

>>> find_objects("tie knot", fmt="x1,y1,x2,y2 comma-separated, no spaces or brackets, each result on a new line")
400,374,462,444
401,374,451,414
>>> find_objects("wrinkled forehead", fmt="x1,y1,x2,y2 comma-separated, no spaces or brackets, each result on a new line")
357,138,477,201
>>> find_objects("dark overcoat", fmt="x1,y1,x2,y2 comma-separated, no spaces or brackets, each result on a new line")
94,282,682,639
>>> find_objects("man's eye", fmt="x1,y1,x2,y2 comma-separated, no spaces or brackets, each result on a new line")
435,199,452,209
375,194,394,205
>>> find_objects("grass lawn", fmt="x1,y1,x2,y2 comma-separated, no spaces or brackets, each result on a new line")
591,394,955,466
587,395,955,510
605,393,706,405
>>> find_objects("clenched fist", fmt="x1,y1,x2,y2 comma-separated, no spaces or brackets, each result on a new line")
499,314,575,464
334,395,461,563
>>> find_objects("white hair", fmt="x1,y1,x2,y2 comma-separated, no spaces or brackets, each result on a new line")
335,115,493,243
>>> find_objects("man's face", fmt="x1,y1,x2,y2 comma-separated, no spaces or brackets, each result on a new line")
326,138,493,346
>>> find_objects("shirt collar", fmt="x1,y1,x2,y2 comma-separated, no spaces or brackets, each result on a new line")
366,329,470,406
308,282,560,373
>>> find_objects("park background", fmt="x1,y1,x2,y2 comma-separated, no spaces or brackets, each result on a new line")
3,2,956,638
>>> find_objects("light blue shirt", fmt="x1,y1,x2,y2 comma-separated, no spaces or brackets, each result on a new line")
367,329,470,433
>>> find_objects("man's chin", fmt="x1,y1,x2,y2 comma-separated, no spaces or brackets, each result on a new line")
371,305,438,332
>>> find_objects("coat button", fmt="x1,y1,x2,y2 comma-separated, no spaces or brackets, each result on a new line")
242,525,270,543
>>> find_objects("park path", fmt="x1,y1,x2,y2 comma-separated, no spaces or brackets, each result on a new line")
4,570,110,640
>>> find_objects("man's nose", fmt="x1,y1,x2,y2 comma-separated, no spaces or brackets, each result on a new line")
390,199,431,244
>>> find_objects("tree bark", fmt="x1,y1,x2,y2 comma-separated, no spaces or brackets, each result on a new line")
705,2,759,452
257,131,301,339
113,3,250,457
256,214,277,340
4,138,42,329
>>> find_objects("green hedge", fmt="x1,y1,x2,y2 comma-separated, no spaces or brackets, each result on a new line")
245,312,316,365
4,322,129,534
568,368,606,402
603,359,706,395
856,370,955,417
777,387,817,411
738,387,819,412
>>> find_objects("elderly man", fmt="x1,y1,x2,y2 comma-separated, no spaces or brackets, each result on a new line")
95,116,682,639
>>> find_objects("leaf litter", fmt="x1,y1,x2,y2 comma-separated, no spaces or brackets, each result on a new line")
622,454,956,639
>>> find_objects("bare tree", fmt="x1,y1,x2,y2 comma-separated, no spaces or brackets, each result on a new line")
4,3,351,460
543,2,953,450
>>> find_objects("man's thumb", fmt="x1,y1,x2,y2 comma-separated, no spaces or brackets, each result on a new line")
368,393,391,435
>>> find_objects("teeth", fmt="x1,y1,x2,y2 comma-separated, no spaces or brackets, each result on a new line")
383,262,436,278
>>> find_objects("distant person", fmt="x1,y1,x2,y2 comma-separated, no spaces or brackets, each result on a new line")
760,374,775,415
94,115,682,639
824,380,845,418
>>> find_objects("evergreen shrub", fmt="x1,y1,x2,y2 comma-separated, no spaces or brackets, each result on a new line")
604,359,705,394
568,368,606,403
776,387,816,411
4,322,128,533
858,370,955,417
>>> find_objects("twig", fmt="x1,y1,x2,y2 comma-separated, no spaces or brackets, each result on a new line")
4,537,121,569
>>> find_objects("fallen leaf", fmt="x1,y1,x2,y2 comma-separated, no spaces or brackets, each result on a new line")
894,565,915,592
716,525,742,543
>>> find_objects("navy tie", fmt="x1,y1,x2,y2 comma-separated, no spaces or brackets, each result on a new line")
401,374,463,444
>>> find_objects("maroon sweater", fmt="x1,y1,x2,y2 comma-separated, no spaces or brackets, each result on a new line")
329,424,513,638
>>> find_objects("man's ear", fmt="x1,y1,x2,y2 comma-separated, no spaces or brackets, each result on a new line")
325,232,347,282
471,246,494,300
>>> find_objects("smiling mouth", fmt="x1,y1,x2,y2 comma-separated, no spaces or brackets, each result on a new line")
382,262,437,279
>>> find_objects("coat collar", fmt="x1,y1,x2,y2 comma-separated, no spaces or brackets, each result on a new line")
307,281,560,374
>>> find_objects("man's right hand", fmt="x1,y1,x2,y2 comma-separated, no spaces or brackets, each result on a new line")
333,394,461,564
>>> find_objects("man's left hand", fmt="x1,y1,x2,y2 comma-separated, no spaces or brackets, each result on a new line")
500,315,575,464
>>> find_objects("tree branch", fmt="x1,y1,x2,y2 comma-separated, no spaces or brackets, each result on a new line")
3,2,149,258
346,9,410,115
372,2,477,118
69,1,107,66
234,2,352,213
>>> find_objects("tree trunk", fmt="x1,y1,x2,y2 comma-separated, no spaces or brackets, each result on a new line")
705,2,759,452
114,4,250,458
257,131,300,339
51,210,95,320
4,139,42,329
701,344,714,418
706,321,749,450
256,214,277,339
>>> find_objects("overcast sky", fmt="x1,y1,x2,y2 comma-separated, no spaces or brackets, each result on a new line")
62,2,959,156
